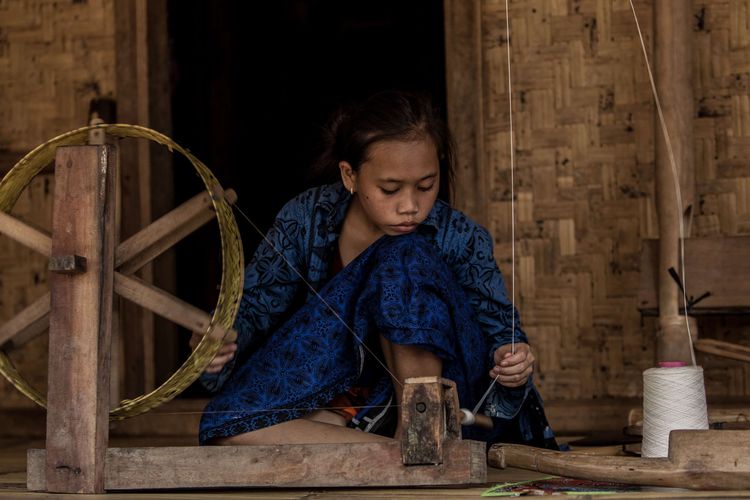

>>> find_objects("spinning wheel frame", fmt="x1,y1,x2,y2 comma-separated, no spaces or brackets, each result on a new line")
0,124,244,419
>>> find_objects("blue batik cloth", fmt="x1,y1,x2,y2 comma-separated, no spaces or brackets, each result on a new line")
200,232,490,443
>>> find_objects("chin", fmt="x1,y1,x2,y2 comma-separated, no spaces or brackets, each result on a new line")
386,225,419,235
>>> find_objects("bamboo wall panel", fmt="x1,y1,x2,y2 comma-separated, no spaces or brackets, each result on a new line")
0,0,116,152
479,0,750,400
0,0,116,405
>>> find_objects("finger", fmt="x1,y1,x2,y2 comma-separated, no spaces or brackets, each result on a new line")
189,333,200,349
498,373,528,386
498,351,528,367
216,343,237,355
497,361,531,376
490,365,530,380
206,352,235,372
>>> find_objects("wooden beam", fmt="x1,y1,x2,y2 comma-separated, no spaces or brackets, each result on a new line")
444,0,486,225
28,440,486,490
45,145,117,494
653,0,695,363
115,0,156,396
694,339,750,363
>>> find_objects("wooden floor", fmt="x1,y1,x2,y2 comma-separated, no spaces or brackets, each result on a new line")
1,437,749,499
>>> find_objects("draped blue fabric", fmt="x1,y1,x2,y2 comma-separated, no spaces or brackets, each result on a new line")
199,233,489,443
199,182,557,448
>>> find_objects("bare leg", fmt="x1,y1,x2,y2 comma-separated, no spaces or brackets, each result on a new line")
212,338,441,446
379,336,443,439
212,418,392,445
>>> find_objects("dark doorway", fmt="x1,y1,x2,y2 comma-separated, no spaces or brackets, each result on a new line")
167,1,446,393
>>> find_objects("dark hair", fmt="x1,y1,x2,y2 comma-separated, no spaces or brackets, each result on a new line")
311,91,455,203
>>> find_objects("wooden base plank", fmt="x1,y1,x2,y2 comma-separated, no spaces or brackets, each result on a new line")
28,441,486,490
489,430,750,490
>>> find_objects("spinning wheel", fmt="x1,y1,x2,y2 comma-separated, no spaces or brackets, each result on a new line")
0,123,244,420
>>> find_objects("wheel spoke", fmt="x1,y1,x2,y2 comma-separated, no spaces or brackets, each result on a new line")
116,189,237,274
0,292,50,350
114,273,237,343
0,210,51,256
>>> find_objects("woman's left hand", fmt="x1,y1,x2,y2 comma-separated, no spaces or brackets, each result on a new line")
490,342,534,388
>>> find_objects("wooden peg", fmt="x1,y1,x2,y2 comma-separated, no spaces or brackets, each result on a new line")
48,255,87,274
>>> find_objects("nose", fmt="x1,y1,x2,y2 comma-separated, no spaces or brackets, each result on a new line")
397,190,419,216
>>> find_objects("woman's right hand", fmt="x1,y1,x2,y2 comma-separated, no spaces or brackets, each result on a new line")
189,331,238,374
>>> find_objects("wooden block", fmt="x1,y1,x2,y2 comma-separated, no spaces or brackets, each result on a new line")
44,145,118,493
48,254,87,274
400,377,461,465
28,441,486,490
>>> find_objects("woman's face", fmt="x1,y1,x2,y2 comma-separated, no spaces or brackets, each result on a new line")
340,137,440,236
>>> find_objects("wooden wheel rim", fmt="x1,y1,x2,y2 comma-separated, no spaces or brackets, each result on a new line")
0,124,244,419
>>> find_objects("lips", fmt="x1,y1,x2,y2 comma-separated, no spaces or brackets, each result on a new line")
391,223,418,233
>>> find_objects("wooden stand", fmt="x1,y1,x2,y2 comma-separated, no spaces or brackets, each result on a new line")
28,377,485,491
17,143,485,492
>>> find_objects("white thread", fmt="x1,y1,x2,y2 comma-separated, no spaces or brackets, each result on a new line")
641,366,708,457
505,0,516,356
460,408,476,426
473,0,517,417
474,0,516,417
472,374,501,415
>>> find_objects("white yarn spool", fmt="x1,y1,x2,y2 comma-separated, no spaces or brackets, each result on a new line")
642,365,709,457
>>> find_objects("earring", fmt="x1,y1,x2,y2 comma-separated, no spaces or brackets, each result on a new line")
350,187,354,195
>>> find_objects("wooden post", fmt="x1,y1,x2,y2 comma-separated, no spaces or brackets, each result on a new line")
44,145,117,493
444,0,486,226
654,0,695,363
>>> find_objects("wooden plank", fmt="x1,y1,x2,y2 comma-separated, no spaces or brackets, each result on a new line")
44,145,117,493
489,430,750,490
28,440,486,491
638,237,750,312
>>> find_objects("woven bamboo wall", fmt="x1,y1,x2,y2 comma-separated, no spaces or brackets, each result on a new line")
481,0,750,400
0,0,116,406
0,0,116,152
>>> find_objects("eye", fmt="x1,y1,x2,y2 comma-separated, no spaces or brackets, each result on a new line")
418,184,435,192
380,187,398,195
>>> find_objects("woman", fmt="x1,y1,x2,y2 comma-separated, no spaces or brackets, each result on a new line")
195,91,556,449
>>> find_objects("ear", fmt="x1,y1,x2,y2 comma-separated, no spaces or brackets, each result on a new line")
339,161,357,192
